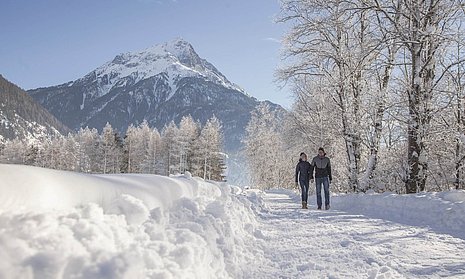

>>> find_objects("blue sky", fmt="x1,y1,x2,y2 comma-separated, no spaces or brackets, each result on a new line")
0,0,292,107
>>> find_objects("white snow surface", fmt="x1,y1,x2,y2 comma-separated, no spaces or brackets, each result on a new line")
1,164,465,278
0,164,263,279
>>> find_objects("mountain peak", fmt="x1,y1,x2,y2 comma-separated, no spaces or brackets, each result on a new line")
163,37,192,51
136,37,194,60
93,39,243,98
160,38,202,68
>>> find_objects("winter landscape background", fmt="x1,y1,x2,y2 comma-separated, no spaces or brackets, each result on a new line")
2,0,465,278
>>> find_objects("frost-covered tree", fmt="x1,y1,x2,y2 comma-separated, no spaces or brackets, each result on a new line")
279,0,386,192
176,116,200,174
279,0,465,193
59,134,79,171
244,103,291,189
282,78,347,192
101,123,121,174
122,123,148,173
38,137,63,170
195,116,226,181
369,0,465,193
75,127,100,173
430,24,465,190
0,138,27,164
1,116,227,180
24,144,39,165
160,121,179,175
140,125,162,174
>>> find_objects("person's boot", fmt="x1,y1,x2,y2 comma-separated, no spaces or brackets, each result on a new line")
304,202,308,209
325,204,330,210
302,201,307,209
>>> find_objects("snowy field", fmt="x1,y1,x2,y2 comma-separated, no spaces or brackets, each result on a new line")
1,164,465,278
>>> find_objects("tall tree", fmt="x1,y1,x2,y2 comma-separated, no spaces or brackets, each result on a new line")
101,123,121,174
197,116,226,181
75,127,100,173
176,116,200,174
244,104,290,189
160,121,180,175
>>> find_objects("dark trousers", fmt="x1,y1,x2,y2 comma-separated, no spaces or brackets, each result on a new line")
299,180,309,202
316,176,330,207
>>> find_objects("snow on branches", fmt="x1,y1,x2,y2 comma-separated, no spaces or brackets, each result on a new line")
0,116,227,181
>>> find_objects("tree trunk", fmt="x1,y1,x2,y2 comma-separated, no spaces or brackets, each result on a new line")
406,39,426,193
341,100,360,192
360,45,396,190
455,37,465,190
405,0,437,193
455,134,461,189
455,73,465,190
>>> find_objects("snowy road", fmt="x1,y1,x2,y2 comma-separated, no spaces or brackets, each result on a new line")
252,191,465,279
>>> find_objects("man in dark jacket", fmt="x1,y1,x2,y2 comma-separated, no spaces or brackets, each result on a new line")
295,152,311,209
310,147,332,210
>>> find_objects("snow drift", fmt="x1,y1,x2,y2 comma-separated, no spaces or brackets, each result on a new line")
333,191,465,239
0,164,264,279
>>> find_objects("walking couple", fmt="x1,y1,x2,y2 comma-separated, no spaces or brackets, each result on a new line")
295,147,332,210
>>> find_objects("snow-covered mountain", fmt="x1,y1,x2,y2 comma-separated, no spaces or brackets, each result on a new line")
29,38,283,151
0,75,69,143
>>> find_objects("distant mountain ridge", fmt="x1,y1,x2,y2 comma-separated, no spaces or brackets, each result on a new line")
0,75,69,142
28,38,284,151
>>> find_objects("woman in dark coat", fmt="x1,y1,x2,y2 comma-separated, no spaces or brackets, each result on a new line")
295,152,311,209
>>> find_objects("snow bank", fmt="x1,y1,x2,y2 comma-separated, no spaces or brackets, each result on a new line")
0,164,207,216
267,187,465,239
0,164,264,278
332,191,465,239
